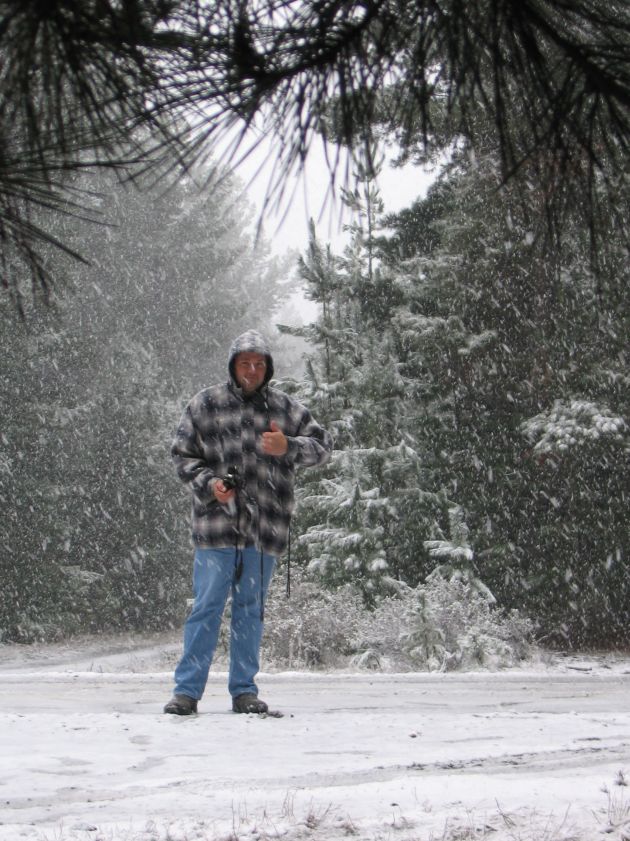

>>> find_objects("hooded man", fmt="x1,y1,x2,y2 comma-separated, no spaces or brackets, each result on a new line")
164,330,333,715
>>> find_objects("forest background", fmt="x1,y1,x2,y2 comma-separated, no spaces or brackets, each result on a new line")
0,0,628,665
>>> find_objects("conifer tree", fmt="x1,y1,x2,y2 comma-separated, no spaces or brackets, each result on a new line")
288,135,628,645
385,145,629,645
282,170,452,601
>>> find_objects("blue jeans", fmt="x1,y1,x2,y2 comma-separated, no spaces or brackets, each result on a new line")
173,546,276,700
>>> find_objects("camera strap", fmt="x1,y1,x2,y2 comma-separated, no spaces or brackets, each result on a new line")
234,548,244,581
233,488,244,581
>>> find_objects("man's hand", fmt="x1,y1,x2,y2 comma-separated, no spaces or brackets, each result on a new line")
212,478,236,504
262,420,288,456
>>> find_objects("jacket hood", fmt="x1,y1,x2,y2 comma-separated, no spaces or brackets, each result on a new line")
228,329,274,388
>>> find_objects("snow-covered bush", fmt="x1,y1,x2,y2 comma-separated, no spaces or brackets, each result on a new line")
354,572,534,671
262,570,364,668
522,399,627,456
262,568,534,671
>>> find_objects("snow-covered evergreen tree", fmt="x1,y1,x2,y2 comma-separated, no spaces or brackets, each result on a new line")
285,137,629,646
281,169,450,601
384,145,630,646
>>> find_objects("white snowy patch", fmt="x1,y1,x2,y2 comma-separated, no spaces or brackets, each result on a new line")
0,633,629,841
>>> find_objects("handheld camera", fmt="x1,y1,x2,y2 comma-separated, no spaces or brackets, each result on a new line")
221,466,242,491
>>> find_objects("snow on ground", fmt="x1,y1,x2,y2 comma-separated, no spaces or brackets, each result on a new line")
1,633,629,841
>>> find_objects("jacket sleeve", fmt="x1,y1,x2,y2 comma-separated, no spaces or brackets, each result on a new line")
284,404,333,468
170,403,217,502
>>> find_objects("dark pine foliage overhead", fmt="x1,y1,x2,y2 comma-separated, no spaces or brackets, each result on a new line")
2,0,630,302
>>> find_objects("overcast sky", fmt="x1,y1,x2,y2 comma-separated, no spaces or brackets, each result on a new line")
217,129,436,322
230,133,437,257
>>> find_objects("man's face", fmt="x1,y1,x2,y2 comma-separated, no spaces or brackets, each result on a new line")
234,352,267,394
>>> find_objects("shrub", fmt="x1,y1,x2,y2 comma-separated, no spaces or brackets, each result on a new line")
262,569,364,667
262,567,534,671
354,571,534,671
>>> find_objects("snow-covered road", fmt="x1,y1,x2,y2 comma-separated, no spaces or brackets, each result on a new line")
1,636,629,841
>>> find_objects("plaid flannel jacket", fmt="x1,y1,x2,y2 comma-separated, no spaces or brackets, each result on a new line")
171,380,333,556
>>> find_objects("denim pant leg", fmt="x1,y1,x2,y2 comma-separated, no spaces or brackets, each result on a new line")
173,547,236,700
228,546,276,699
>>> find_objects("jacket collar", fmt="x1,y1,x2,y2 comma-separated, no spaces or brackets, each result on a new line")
228,379,268,407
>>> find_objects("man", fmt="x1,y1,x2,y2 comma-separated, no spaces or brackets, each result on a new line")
164,330,333,715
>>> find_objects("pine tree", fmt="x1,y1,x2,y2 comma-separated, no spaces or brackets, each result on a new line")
384,144,630,646
282,170,450,601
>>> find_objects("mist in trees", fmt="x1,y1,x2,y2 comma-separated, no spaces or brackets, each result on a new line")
0,167,294,641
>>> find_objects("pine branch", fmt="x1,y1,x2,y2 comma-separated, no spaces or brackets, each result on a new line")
2,0,630,307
